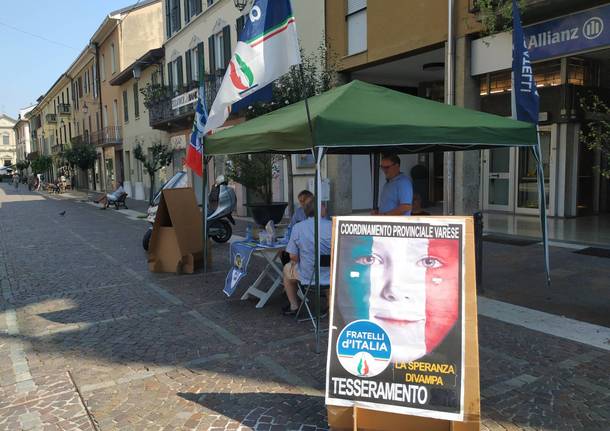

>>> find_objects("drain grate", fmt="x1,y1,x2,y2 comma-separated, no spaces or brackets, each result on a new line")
574,247,610,258
483,235,540,246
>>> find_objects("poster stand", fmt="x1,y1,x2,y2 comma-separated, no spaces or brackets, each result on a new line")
147,187,204,274
326,217,480,431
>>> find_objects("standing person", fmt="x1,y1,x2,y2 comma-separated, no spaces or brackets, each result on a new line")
372,154,413,216
12,173,20,190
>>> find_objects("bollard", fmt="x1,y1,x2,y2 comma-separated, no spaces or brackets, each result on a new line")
473,211,483,294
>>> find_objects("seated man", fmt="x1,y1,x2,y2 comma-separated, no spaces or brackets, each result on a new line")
281,189,314,266
289,189,314,228
95,181,125,209
282,199,332,315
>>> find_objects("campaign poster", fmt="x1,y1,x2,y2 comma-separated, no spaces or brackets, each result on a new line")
325,216,466,421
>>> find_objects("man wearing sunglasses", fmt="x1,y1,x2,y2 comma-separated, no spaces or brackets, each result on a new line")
372,154,413,216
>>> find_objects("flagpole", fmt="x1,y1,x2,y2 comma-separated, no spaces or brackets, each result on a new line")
535,126,551,287
299,63,321,353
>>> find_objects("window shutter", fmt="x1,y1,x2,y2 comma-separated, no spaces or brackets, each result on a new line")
168,62,174,91
177,56,184,89
196,0,202,14
208,35,215,74
176,0,182,31
184,0,190,23
197,42,205,82
165,0,171,38
185,50,192,84
236,15,245,40
222,25,231,70
133,83,140,118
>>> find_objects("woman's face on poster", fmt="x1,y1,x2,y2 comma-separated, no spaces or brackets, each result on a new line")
338,235,459,363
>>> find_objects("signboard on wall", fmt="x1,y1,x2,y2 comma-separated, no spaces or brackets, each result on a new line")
525,3,610,61
170,134,187,149
326,216,467,421
471,3,610,75
171,89,198,110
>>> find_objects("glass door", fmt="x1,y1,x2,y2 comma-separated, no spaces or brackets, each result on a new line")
483,147,514,211
516,129,552,214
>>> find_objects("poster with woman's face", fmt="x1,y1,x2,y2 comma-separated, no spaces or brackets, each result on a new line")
325,217,465,421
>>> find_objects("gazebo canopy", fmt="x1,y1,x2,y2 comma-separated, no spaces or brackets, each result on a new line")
205,80,538,155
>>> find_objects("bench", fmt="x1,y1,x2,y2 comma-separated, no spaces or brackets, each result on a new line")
106,192,128,210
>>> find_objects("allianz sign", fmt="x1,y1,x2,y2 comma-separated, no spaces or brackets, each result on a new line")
524,4,609,61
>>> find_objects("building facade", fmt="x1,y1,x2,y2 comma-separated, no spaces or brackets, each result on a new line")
151,0,325,213
110,48,169,201
66,45,102,191
325,0,610,226
0,114,17,168
14,106,35,163
91,0,164,192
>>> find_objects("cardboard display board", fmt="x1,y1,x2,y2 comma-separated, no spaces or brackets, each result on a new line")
326,216,480,431
148,188,203,274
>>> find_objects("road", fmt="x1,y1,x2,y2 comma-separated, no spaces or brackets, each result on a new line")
0,182,608,431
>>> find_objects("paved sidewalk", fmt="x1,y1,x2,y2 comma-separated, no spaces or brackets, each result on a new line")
0,183,609,430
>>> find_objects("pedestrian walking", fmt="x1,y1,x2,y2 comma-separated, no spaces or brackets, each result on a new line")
12,173,20,190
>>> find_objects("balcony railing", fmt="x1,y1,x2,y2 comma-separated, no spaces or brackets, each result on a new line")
91,126,123,147
58,103,71,115
71,134,92,147
46,113,57,123
147,73,224,132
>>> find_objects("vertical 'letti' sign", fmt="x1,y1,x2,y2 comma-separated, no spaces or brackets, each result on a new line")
325,216,467,421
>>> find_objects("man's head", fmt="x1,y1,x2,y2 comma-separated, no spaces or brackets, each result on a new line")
380,154,401,180
298,190,314,208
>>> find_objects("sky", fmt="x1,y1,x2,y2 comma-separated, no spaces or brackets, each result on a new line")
0,0,138,119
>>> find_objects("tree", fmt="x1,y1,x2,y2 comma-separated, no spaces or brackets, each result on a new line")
580,92,610,178
15,160,30,176
30,155,53,176
64,144,98,189
226,153,283,204
475,0,528,36
226,42,338,210
134,140,174,204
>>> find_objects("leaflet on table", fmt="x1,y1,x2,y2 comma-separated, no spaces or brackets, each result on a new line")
223,242,256,296
325,216,466,421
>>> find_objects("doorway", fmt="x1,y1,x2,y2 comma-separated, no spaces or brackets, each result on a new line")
482,125,556,216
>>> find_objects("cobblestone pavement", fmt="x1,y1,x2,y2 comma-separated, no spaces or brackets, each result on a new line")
0,183,609,431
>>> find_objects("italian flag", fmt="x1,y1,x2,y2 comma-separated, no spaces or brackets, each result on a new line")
204,0,301,134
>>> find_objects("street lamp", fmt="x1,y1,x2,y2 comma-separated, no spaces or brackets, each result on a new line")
233,0,249,11
133,64,142,81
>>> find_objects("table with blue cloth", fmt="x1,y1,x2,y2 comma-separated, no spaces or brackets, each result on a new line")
224,239,287,308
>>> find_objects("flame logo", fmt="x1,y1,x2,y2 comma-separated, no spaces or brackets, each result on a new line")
229,53,254,91
357,357,369,376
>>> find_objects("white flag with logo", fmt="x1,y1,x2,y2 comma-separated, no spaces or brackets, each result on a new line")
204,0,301,133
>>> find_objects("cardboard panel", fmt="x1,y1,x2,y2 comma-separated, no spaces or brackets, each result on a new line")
147,188,204,274
327,216,480,431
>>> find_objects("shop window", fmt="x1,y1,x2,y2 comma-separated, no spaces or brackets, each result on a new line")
347,0,367,55
534,60,561,88
568,58,585,86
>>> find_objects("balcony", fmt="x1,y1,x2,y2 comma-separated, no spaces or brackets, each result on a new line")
91,127,123,147
147,73,224,133
58,103,71,116
46,113,57,123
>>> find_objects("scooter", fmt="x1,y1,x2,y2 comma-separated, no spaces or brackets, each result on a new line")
142,174,237,250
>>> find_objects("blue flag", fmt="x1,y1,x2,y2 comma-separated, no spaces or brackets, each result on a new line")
185,86,209,176
511,0,539,124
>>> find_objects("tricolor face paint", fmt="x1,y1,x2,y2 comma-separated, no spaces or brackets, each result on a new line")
336,234,459,363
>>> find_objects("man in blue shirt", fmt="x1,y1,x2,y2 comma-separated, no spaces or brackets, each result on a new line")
373,154,413,216
282,199,332,315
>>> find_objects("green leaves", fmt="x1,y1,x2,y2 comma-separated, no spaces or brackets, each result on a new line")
580,91,610,178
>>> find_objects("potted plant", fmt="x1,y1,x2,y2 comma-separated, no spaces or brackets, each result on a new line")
226,153,287,226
